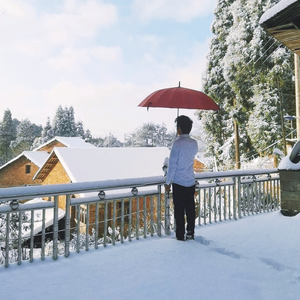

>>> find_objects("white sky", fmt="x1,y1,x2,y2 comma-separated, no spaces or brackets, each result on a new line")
0,0,217,141
2,211,300,299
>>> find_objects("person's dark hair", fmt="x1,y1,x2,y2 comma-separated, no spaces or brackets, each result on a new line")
175,115,193,134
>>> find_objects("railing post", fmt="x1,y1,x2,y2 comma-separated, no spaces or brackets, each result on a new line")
208,187,212,224
5,213,10,268
17,211,22,265
53,196,59,260
41,208,46,260
30,210,34,263
232,177,237,220
112,200,116,244
204,188,207,225
157,185,162,237
104,201,108,247
76,205,80,253
136,197,139,240
128,198,132,242
65,194,71,258
276,178,280,209
95,202,99,248
164,189,171,235
150,195,154,237
143,196,147,238
120,200,124,243
86,204,90,250
237,177,242,219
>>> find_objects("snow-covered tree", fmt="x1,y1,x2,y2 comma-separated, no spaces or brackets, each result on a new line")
200,0,294,169
76,121,85,139
11,119,36,156
200,0,235,167
0,109,14,163
52,105,65,136
125,123,174,147
102,134,122,147
51,105,80,137
64,106,77,137
31,117,54,149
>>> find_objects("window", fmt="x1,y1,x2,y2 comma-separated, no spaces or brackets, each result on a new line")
25,165,31,174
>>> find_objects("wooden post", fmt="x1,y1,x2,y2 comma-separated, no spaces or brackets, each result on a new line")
279,89,287,155
233,99,240,169
234,119,241,169
295,53,300,140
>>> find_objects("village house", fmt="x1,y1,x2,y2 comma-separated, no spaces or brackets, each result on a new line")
34,136,96,153
0,136,95,188
33,147,172,235
0,151,49,188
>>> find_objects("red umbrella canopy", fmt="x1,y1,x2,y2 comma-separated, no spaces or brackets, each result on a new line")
138,85,220,111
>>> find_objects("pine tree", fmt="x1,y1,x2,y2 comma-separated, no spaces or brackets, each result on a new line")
11,119,36,156
102,134,122,147
201,0,235,168
201,0,294,169
52,105,65,136
126,123,174,147
85,129,92,143
76,121,85,139
0,109,14,164
31,117,54,149
65,106,77,137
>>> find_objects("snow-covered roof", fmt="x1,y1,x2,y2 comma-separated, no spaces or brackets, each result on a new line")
259,0,298,24
259,0,300,55
33,136,96,151
35,147,170,182
0,151,49,170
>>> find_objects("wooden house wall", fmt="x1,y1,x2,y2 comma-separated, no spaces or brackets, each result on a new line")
0,156,42,188
37,141,66,153
42,161,71,210
193,159,206,173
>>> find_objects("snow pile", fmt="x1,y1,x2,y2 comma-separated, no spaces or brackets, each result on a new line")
278,155,300,170
242,156,274,170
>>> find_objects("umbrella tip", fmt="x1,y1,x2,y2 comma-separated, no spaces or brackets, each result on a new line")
178,81,180,87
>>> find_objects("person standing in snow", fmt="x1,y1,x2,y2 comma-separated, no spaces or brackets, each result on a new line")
164,115,198,241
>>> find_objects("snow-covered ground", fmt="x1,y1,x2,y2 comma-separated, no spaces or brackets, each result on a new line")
1,211,299,300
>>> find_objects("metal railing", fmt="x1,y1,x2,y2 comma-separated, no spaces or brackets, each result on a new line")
0,169,279,268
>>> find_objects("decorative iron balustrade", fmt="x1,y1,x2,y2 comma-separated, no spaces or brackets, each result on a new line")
0,169,279,268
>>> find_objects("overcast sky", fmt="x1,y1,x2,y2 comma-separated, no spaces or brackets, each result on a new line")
0,0,217,141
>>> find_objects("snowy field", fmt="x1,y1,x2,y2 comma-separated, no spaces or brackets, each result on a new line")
1,211,300,300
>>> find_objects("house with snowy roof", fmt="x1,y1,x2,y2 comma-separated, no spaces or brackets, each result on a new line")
0,136,95,188
0,151,49,188
33,147,171,203
33,146,172,235
34,136,96,153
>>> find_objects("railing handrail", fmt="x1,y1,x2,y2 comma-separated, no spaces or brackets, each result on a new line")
0,176,165,202
0,169,279,203
195,168,278,180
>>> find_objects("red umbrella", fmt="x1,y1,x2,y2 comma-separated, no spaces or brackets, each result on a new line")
138,82,220,114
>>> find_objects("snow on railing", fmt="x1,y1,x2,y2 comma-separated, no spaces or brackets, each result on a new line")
0,169,280,268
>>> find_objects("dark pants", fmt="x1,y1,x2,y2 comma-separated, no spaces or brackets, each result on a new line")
172,183,195,240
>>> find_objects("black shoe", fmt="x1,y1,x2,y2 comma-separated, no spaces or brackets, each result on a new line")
186,232,194,240
176,236,185,241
